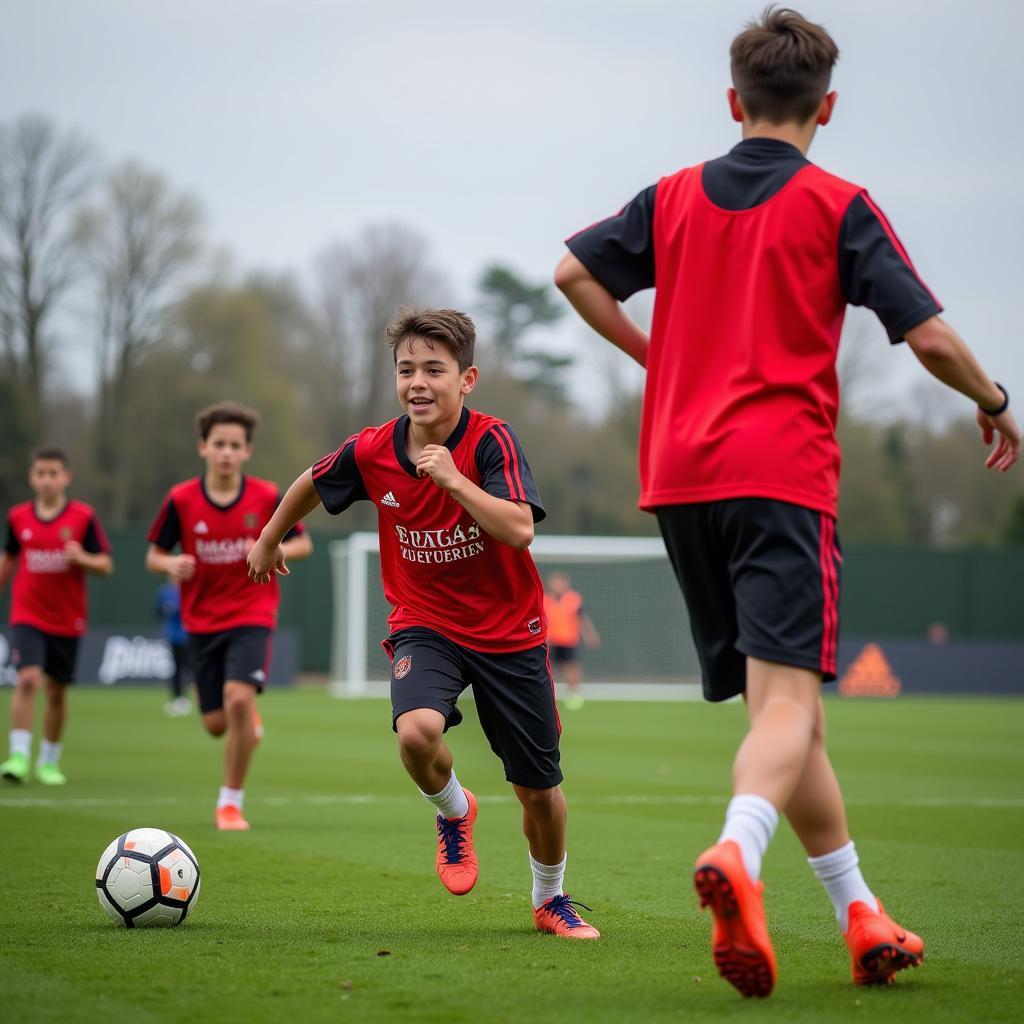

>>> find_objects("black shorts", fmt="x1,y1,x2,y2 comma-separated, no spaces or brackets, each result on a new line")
384,627,563,789
11,625,80,684
656,500,841,702
549,644,580,664
187,626,270,714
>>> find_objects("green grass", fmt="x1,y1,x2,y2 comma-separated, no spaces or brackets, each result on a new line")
0,690,1022,1023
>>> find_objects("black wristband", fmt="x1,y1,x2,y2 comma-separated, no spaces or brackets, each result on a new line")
980,383,1009,417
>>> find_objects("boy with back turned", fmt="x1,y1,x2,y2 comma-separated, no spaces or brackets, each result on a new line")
557,5,1019,998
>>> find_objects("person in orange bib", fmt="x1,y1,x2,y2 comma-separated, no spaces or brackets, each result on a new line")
544,572,600,711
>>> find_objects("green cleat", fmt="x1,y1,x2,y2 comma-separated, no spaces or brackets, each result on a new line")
1,752,29,783
35,761,66,786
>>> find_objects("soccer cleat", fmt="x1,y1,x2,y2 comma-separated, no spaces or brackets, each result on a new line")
164,696,192,717
694,839,776,998
533,893,601,939
844,899,924,985
35,761,66,786
252,706,264,744
1,752,29,783
435,789,478,895
216,804,251,831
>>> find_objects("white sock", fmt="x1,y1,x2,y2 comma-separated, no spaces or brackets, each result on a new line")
218,786,244,810
808,840,877,932
9,729,31,759
530,853,567,909
718,793,779,881
421,770,469,820
39,739,62,765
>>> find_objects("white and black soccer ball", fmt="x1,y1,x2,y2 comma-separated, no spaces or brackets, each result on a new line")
95,828,201,927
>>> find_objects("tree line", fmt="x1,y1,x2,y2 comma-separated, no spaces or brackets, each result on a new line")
1,113,1021,543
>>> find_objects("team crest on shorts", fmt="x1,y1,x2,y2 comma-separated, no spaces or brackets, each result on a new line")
394,656,413,680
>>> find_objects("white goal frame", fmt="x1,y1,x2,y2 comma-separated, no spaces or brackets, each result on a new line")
328,532,691,697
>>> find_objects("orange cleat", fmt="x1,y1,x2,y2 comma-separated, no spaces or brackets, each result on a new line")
694,840,776,998
251,706,264,745
533,894,600,939
844,899,924,985
216,804,251,831
435,789,478,895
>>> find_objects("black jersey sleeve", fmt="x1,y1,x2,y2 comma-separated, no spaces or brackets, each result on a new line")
565,184,657,301
147,494,181,551
475,423,546,524
4,516,18,556
839,192,943,343
82,514,111,555
311,437,369,516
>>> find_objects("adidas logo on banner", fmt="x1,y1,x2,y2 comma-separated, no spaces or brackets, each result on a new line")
380,492,400,508
194,521,210,534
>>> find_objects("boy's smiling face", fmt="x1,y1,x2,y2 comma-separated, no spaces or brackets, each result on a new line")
395,335,477,432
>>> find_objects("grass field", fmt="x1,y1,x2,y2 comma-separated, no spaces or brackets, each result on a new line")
0,688,1021,1023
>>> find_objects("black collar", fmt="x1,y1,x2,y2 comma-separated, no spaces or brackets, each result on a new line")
392,407,471,479
200,474,247,511
730,137,807,161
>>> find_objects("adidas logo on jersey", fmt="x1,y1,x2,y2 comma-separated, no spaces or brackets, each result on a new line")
194,520,210,534
380,492,400,508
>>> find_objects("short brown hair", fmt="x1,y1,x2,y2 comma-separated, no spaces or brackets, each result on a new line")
730,6,839,125
195,401,260,442
31,446,69,467
386,307,476,372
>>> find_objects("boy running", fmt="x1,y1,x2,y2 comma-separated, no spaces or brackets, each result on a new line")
1,447,113,785
556,6,1019,996
247,307,599,940
146,402,312,830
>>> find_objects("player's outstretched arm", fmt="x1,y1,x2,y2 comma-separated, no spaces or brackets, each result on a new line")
554,252,650,368
248,469,322,583
416,445,534,550
904,316,1020,471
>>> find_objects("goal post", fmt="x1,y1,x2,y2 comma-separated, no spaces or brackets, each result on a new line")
327,533,701,698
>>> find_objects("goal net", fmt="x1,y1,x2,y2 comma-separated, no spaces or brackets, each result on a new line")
327,533,701,698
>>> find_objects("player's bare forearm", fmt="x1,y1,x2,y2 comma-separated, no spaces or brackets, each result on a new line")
281,531,313,562
0,553,14,592
260,470,321,549
447,476,534,550
906,316,1021,471
555,252,649,368
81,552,114,577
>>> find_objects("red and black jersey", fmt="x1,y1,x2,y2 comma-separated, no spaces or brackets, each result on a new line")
566,138,942,518
147,475,303,634
312,406,548,653
4,500,110,636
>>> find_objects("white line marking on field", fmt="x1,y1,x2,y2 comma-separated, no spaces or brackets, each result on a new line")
1,794,1022,809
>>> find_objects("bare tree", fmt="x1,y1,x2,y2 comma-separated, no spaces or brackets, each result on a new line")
0,114,92,435
77,161,203,523
311,224,449,433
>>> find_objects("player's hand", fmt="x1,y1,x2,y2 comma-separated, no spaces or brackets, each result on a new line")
976,407,1021,472
63,540,86,566
416,445,464,491
168,554,197,582
247,538,288,583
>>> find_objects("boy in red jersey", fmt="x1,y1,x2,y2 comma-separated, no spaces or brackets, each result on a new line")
1,447,113,785
146,403,312,830
247,308,599,940
556,6,1020,996
543,572,600,710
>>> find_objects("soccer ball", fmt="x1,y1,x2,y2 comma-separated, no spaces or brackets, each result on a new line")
95,827,201,927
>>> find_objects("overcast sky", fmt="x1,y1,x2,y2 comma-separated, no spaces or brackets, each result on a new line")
4,0,1022,414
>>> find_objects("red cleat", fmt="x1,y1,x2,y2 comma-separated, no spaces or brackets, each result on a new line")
844,899,924,985
435,789,478,895
694,840,776,998
216,804,251,831
533,894,600,939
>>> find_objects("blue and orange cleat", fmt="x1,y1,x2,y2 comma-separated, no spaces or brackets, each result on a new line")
435,789,478,895
533,893,600,939
844,899,924,985
694,839,776,998
216,804,251,831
